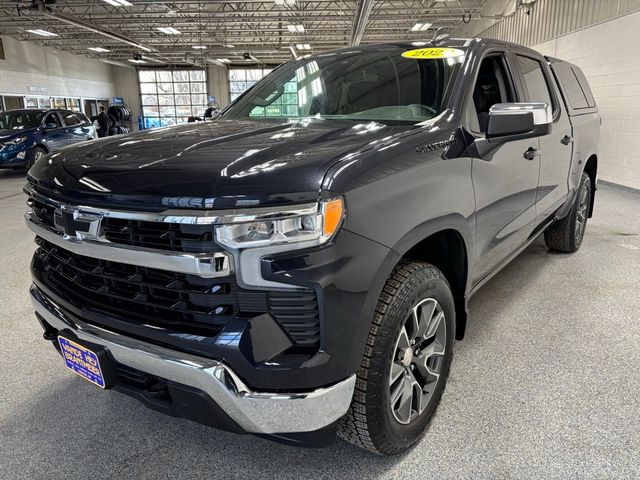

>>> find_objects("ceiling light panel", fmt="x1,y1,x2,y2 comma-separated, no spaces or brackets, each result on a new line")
88,47,110,52
102,0,132,7
26,29,58,37
287,24,305,33
410,22,432,32
156,27,181,35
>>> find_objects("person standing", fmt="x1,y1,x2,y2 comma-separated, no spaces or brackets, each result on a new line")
94,105,110,138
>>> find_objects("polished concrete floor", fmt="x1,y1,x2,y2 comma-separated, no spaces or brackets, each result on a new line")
1,170,638,479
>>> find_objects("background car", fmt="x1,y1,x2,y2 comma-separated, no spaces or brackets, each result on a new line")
0,109,97,170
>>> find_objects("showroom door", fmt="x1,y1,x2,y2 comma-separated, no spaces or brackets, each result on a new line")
466,51,541,284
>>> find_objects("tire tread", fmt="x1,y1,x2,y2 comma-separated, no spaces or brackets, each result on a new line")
337,260,451,454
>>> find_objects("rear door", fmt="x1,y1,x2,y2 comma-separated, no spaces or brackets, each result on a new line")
466,48,541,283
41,111,67,151
61,111,93,145
510,50,573,221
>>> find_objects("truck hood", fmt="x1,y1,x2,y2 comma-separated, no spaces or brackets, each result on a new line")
28,118,413,209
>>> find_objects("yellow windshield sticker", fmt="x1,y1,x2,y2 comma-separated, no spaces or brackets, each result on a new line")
401,47,465,60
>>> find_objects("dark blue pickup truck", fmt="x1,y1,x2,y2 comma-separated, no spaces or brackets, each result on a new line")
0,109,97,170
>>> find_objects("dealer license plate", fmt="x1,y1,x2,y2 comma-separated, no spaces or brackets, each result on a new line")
58,336,106,388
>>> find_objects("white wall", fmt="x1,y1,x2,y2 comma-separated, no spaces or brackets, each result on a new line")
0,36,115,100
532,11,640,190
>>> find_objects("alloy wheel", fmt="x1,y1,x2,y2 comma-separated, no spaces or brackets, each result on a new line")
389,297,447,425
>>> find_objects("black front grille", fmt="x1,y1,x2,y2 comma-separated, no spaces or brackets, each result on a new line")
29,196,218,254
32,238,322,350
31,198,56,229
102,218,218,253
33,238,257,337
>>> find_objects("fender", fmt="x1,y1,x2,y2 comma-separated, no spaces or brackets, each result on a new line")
353,212,473,340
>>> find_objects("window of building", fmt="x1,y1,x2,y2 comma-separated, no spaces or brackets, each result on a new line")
139,69,207,128
66,98,81,111
229,68,273,102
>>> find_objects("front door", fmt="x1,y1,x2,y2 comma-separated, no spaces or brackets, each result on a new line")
466,52,541,283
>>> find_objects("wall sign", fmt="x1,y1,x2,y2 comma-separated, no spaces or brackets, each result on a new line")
28,85,48,94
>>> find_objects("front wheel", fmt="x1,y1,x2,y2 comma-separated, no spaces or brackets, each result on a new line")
27,146,47,170
338,260,455,455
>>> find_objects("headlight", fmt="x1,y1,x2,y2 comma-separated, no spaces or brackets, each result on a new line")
2,136,28,146
216,198,344,250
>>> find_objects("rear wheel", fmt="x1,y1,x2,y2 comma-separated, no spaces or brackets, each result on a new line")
27,146,46,170
338,260,455,455
544,172,592,252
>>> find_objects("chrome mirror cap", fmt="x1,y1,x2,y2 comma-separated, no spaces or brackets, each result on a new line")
489,102,552,125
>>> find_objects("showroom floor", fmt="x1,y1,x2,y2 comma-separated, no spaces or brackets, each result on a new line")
0,170,638,480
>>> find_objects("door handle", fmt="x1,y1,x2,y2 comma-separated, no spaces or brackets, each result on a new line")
561,135,573,145
523,147,540,160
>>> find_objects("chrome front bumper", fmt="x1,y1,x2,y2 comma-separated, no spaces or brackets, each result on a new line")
31,287,355,435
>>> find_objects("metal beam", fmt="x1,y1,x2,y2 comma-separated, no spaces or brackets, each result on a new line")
350,0,376,45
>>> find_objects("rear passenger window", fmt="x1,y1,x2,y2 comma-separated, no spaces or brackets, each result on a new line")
62,111,81,126
552,62,589,110
571,66,596,108
516,55,553,109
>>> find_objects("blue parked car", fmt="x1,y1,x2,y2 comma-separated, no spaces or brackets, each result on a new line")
0,109,97,170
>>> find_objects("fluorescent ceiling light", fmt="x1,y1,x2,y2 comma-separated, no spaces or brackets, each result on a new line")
156,26,181,35
27,29,58,37
102,0,132,6
128,58,146,64
275,0,296,5
411,41,428,46
296,43,311,50
88,47,110,52
411,22,432,32
223,43,235,48
192,45,207,49
216,58,232,63
287,24,304,33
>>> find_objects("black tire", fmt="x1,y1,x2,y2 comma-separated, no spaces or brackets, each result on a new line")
338,260,455,455
27,146,47,170
544,172,592,253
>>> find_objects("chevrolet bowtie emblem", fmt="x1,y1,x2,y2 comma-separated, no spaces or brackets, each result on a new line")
53,206,103,241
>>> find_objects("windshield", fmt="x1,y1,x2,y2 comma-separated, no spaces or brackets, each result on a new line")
222,46,464,125
0,111,44,130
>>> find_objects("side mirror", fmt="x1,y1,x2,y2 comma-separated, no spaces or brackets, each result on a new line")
486,103,552,142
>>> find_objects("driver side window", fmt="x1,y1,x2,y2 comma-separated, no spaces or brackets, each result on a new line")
468,54,515,134
44,113,61,128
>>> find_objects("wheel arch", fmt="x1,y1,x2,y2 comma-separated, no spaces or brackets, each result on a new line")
583,153,597,217
385,215,472,340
